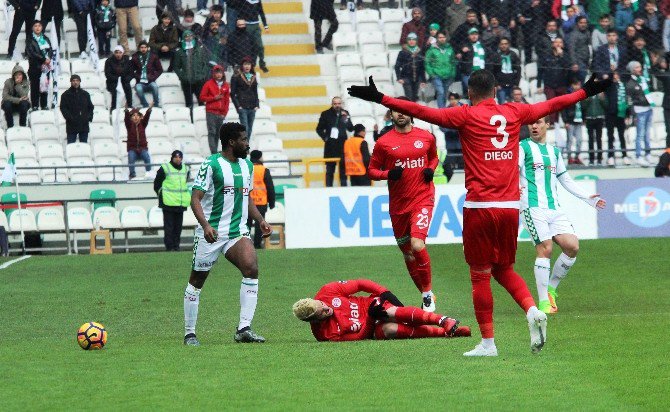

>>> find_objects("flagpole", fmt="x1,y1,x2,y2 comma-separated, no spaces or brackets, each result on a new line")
14,176,26,255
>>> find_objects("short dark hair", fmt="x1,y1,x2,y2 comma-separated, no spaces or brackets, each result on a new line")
511,86,522,93
633,35,645,42
184,9,194,17
576,16,587,23
448,92,460,100
570,78,582,85
606,28,618,35
210,4,223,12
466,9,477,15
600,14,611,20
467,70,496,100
138,40,148,48
219,122,247,147
499,36,511,44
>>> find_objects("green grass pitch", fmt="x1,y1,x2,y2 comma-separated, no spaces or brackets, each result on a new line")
1,238,668,410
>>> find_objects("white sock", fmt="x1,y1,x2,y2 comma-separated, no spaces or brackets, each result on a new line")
184,283,201,336
534,257,551,302
238,278,259,331
422,290,433,299
549,253,576,289
481,338,495,349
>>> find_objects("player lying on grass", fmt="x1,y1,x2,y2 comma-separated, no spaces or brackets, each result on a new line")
292,279,471,341
185,122,272,346
348,70,611,356
367,99,439,312
520,117,606,314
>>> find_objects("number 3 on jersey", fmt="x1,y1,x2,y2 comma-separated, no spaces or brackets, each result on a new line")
490,115,509,149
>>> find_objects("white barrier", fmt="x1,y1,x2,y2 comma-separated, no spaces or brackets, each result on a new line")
285,182,598,249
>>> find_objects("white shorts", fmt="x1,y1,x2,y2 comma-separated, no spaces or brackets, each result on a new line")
521,208,575,246
191,234,249,271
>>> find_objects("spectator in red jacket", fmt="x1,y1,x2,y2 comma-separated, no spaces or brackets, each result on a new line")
131,41,163,108
199,65,231,154
125,103,153,179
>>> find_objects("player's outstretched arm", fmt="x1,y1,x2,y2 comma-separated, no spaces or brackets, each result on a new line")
348,76,462,128
522,74,612,124
318,279,389,298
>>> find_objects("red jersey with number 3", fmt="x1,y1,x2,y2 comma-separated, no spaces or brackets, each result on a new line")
380,92,587,207
368,127,438,214
310,279,388,342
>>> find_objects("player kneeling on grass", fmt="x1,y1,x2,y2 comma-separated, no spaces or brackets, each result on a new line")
184,122,273,346
520,117,606,314
292,279,471,342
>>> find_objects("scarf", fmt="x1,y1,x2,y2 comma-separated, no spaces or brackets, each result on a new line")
244,72,253,81
407,45,419,54
595,25,606,33
642,49,651,82
547,31,558,41
138,52,150,83
472,41,485,71
101,5,111,22
181,39,195,50
33,33,50,56
574,99,583,122
633,75,655,106
617,81,627,118
632,0,639,12
500,52,512,74
608,46,618,65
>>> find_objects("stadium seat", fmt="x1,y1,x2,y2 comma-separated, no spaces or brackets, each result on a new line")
0,211,8,230
15,159,41,183
142,106,165,124
79,73,103,90
120,205,149,229
89,124,115,141
40,159,69,183
67,207,94,231
265,202,285,224
358,31,385,54
355,9,381,32
255,105,273,120
336,52,362,69
383,31,402,51
346,99,374,117
37,142,65,161
29,110,56,126
160,89,186,108
156,72,181,88
380,8,405,23
164,107,191,122
66,142,92,161
524,62,537,80
175,138,200,155
92,206,121,229
192,106,206,123
89,90,107,109
89,189,117,211
183,208,198,227
148,138,175,156
264,152,289,176
10,142,37,161
58,59,72,77
8,209,37,232
146,123,170,140
70,58,96,74
32,124,61,144
362,52,388,69
381,20,403,34
339,65,365,83
37,208,65,231
388,50,400,68
332,32,358,53
257,137,283,153
6,127,33,144
91,109,111,126
253,120,278,137
365,67,393,83
169,121,197,140
68,159,97,182
648,91,663,107
147,205,163,228
93,141,120,159
96,158,123,181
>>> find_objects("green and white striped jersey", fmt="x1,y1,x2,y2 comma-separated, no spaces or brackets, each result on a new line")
519,139,567,210
192,153,254,239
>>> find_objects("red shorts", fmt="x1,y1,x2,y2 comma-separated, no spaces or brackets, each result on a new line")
462,207,519,269
390,205,434,244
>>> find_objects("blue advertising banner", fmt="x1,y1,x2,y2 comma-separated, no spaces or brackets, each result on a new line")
597,178,670,238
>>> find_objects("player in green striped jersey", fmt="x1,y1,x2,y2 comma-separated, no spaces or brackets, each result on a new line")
519,117,606,314
184,122,272,346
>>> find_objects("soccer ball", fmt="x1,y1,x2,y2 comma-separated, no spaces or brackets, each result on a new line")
77,322,108,350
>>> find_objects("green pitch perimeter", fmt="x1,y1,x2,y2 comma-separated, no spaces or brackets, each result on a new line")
1,238,668,410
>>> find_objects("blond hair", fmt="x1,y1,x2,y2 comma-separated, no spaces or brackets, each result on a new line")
292,298,319,321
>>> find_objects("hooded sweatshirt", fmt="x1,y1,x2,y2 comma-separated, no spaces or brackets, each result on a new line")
199,66,231,116
2,65,30,105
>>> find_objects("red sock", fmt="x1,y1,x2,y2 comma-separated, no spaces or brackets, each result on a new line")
470,269,494,339
399,243,422,292
395,324,446,339
492,264,536,312
393,306,442,326
413,247,433,292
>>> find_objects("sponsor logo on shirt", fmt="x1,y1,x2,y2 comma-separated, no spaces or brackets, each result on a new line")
349,302,361,332
223,186,250,195
532,162,556,173
394,157,425,169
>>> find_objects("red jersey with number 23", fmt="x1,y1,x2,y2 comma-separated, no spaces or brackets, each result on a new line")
380,91,587,207
368,127,438,214
310,279,388,342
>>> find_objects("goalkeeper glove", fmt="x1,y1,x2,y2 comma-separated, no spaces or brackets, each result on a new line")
582,73,612,97
422,168,434,182
388,167,403,181
347,76,384,104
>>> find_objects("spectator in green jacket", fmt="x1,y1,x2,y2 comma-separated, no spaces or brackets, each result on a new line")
582,92,607,165
425,32,456,108
172,30,209,109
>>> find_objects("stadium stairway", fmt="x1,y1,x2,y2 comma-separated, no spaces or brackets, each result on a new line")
259,0,333,178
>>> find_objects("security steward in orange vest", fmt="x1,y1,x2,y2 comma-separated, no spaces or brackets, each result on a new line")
248,150,276,248
153,150,190,251
343,124,371,186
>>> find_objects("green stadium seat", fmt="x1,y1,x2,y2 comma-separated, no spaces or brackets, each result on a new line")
89,189,117,211
574,174,599,181
1,192,28,218
275,184,297,205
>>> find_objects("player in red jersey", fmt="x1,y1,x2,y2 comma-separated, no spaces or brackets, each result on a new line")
292,279,471,342
348,70,611,356
368,100,439,312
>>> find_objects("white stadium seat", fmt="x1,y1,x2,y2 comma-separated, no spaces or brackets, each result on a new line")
37,142,65,161
32,124,61,144
37,208,65,231
68,158,97,182
10,142,37,161
253,120,278,136
148,206,163,228
380,8,406,23
362,52,388,69
8,209,37,232
356,9,381,32
0,211,8,230
93,141,120,159
175,138,200,155
96,157,123,181
92,206,121,229
365,67,393,83
255,105,273,120
70,58,96,74
30,110,56,126
160,89,186,108
346,99,374,117
156,72,181,88
40,159,69,183
89,90,107,108
15,159,41,183
524,62,537,80
165,107,191,122
339,65,365,83
6,127,33,144
169,121,197,140
148,138,175,156
89,124,115,141
146,123,170,139
66,142,92,161
358,31,385,53
91,109,111,125
383,31,402,51
332,32,358,53
68,207,94,231
257,137,283,153
264,152,289,176
120,205,149,229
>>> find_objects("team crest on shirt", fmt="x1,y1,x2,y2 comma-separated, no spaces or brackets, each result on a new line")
331,298,342,308
422,208,428,215
414,140,424,149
